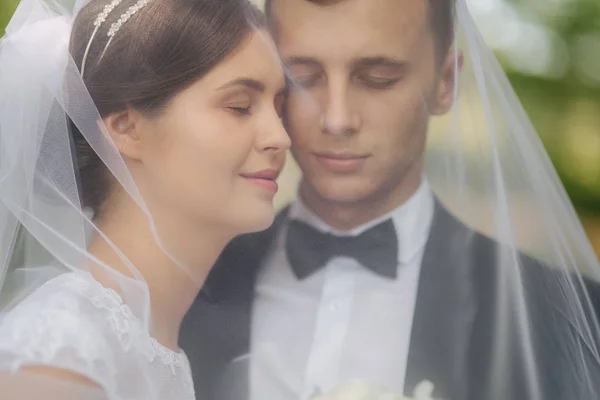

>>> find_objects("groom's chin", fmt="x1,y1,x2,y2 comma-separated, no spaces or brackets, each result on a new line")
301,175,381,207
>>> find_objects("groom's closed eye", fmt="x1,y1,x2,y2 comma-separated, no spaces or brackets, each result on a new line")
352,57,409,90
354,71,402,89
287,66,323,88
284,57,324,89
290,73,323,89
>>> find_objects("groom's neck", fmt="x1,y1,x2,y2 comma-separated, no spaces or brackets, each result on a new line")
299,171,422,232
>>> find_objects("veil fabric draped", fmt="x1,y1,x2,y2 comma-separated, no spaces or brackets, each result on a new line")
232,0,600,399
0,0,266,398
0,0,599,400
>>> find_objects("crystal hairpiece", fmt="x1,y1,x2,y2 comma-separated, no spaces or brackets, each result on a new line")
99,0,152,60
79,0,153,77
80,0,123,77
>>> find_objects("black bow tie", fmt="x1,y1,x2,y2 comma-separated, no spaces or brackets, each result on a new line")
285,219,399,280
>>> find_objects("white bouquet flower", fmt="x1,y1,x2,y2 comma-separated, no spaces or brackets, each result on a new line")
310,380,439,400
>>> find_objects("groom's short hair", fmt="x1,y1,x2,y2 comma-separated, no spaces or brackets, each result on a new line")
264,0,456,56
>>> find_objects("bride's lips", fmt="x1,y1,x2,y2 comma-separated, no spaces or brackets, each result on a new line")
240,168,280,193
314,152,369,172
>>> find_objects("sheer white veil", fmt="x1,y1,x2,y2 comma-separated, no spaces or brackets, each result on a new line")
0,0,153,314
1,0,599,399
425,2,600,396
0,0,269,398
239,0,600,399
0,1,148,396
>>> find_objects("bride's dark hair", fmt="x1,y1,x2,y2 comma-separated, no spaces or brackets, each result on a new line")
69,0,265,215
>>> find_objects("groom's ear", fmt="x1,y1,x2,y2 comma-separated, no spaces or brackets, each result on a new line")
102,107,144,162
430,49,463,116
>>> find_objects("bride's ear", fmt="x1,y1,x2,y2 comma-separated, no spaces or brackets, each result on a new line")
103,108,144,162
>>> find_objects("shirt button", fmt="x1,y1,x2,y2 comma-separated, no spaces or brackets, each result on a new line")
329,301,340,312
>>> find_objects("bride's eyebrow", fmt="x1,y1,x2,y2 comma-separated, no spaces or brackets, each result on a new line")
217,78,266,93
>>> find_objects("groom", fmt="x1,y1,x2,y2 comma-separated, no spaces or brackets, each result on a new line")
181,1,600,399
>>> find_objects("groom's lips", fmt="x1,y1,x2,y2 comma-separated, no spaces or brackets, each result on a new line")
314,151,370,173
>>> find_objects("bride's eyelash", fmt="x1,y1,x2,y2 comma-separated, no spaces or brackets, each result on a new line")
228,106,252,115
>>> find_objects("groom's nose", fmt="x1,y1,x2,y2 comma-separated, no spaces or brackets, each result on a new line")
319,79,361,137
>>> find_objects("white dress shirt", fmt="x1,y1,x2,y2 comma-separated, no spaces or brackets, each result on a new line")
250,181,434,400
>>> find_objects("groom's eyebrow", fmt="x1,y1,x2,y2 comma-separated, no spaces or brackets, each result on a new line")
283,56,408,71
353,56,409,71
218,78,266,92
283,56,321,68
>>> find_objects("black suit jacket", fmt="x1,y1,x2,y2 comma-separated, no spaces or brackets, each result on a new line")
180,202,600,400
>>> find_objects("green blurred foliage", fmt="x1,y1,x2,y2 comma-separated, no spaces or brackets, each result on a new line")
0,0,18,36
501,0,600,213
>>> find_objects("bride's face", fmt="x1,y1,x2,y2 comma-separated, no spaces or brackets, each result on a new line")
132,31,290,235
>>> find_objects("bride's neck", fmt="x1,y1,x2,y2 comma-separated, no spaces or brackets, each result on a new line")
87,199,232,351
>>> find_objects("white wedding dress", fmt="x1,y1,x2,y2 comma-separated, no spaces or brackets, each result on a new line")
0,271,195,400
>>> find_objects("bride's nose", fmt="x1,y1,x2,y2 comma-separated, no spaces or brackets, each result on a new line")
257,115,291,153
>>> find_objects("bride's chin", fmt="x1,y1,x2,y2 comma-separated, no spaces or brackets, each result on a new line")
236,203,276,234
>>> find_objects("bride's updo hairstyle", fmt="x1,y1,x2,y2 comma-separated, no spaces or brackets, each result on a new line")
69,0,265,215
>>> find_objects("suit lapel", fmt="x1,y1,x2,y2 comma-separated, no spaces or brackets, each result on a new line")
181,208,289,400
404,202,480,400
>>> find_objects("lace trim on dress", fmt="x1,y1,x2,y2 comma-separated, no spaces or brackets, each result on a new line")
0,271,196,398
62,273,188,375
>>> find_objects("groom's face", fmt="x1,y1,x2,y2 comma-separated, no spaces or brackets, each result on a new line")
271,0,457,206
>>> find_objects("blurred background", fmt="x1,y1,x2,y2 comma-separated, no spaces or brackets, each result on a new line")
2,0,600,254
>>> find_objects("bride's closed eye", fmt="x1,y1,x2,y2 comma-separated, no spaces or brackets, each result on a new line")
222,93,253,116
227,103,252,115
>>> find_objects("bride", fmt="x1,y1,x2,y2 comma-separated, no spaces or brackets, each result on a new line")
0,0,289,399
